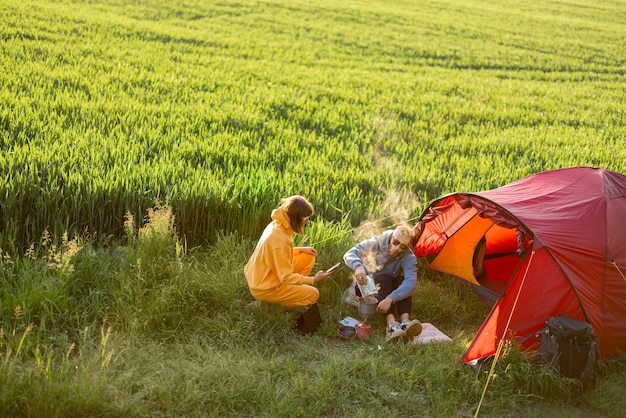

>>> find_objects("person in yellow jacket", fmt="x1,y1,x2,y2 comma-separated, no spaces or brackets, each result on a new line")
245,195,332,308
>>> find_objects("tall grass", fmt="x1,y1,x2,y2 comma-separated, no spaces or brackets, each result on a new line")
2,200,625,416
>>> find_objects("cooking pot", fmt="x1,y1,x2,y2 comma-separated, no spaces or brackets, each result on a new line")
337,325,356,339
358,296,378,317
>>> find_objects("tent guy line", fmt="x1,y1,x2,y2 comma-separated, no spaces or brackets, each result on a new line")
474,248,536,418
612,261,626,282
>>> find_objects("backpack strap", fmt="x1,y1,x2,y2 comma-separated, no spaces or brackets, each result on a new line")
580,336,599,388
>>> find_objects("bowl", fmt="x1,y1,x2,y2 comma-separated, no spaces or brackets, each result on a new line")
337,325,356,340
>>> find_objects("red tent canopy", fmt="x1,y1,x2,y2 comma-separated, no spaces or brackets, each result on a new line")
413,167,626,364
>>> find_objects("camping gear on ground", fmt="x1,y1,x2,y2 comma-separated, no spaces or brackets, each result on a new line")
356,322,372,340
412,166,626,366
538,315,599,389
293,303,322,335
339,316,360,328
355,296,377,341
337,317,371,341
337,325,356,340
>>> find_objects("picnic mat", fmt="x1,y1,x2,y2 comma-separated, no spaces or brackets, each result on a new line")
411,323,452,344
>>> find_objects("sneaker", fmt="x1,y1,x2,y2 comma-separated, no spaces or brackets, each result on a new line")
343,283,359,307
401,319,423,340
385,321,407,342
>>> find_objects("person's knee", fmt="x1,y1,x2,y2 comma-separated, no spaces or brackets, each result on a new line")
294,252,316,276
301,286,319,306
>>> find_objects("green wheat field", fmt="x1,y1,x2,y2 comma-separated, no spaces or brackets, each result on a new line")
1,0,625,416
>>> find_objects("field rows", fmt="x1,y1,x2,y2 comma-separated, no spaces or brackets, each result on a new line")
0,0,624,249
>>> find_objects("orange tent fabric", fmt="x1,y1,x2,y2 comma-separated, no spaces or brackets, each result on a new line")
413,167,626,364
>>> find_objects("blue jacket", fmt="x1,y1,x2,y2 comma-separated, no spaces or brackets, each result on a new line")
343,230,417,302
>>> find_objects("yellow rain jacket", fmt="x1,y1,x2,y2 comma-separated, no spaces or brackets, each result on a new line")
244,206,315,297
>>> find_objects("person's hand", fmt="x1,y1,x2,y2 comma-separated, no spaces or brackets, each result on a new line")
377,297,393,313
313,270,331,284
300,247,318,257
354,265,367,285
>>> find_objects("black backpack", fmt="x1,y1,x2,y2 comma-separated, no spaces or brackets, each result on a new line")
538,315,599,389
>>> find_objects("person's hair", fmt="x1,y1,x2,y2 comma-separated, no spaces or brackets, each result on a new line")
394,224,416,246
279,195,314,234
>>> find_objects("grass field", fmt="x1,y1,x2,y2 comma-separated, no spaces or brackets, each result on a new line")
1,0,626,416
1,0,624,249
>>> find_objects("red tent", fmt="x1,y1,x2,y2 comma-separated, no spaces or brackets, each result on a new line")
413,166,626,364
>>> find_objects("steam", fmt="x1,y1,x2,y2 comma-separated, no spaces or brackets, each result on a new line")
360,248,383,273
356,188,421,240
353,188,422,273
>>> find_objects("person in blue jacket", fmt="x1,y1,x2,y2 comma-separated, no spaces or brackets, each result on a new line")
343,224,422,342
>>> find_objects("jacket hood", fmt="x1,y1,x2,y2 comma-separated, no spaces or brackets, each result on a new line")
271,205,294,234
